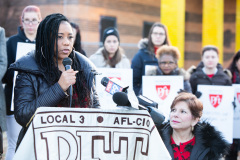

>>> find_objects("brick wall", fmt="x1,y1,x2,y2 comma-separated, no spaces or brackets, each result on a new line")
0,0,237,69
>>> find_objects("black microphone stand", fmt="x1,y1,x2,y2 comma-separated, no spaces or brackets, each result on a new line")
68,86,73,108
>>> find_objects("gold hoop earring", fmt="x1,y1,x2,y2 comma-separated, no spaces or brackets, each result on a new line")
41,46,46,59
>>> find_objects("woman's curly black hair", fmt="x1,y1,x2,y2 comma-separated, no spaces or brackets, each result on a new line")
35,13,90,107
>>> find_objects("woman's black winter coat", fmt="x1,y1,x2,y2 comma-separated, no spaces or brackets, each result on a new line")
10,50,100,148
189,62,232,95
158,122,230,160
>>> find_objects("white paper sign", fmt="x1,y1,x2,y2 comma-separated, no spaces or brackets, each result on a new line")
142,76,183,119
11,42,35,111
198,85,234,143
232,84,240,139
13,107,171,160
95,68,133,109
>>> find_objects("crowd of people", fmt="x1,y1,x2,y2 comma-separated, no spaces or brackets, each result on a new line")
0,4,240,160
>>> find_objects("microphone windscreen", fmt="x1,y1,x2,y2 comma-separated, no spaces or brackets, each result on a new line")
101,77,109,87
62,57,72,66
112,92,130,106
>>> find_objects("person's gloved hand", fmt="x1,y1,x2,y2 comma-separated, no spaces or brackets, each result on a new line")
195,91,202,98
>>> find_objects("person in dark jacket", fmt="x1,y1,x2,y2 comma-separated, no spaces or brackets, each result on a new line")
158,92,229,160
10,13,100,150
2,5,42,160
145,45,192,93
226,50,240,160
189,45,232,95
131,22,170,95
70,22,86,56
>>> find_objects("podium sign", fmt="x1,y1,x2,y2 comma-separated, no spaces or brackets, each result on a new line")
13,107,171,160
142,76,183,119
95,68,133,109
232,84,240,139
198,85,234,143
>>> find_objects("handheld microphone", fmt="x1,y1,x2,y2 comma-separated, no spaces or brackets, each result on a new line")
112,92,165,127
101,77,129,95
62,57,73,107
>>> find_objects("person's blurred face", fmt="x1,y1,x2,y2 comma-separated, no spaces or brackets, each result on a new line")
159,54,177,75
22,12,40,36
170,101,199,132
104,35,119,57
151,26,166,47
55,21,74,62
202,50,219,69
72,27,77,43
236,59,240,72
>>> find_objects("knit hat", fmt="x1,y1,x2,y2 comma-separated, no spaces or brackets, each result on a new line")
102,27,120,44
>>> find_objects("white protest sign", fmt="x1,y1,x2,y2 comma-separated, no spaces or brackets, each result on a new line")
232,84,240,139
11,42,35,111
142,76,183,119
198,85,234,143
95,68,133,109
13,107,171,160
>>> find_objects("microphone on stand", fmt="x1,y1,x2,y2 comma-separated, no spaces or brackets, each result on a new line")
101,77,129,94
112,92,165,127
62,57,73,107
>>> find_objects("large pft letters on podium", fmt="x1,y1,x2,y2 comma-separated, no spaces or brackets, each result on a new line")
13,107,171,160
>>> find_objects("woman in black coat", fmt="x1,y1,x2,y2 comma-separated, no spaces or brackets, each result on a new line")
158,92,229,160
10,13,100,149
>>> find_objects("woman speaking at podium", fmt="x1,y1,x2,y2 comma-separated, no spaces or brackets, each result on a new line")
10,13,100,149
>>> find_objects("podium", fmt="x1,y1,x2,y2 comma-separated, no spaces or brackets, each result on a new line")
13,107,171,160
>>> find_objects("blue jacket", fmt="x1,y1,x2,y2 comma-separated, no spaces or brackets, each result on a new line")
131,39,158,95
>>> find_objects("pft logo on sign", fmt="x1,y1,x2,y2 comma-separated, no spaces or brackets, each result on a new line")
105,80,123,95
209,94,222,108
156,85,170,100
237,93,240,104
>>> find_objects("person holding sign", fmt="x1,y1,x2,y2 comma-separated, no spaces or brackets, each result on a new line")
145,45,191,93
2,5,42,160
226,50,240,160
189,45,232,95
158,92,229,159
10,13,100,150
131,22,170,95
89,27,130,68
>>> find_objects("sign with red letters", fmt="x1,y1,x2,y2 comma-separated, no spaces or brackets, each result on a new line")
142,76,183,120
232,84,240,139
209,94,222,108
198,85,234,143
156,85,171,100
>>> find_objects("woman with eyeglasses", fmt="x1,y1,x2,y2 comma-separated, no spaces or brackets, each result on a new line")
131,22,170,95
2,5,42,160
145,45,191,93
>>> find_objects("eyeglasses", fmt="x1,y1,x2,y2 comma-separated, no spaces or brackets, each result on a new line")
22,19,39,25
159,61,175,66
152,32,165,36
